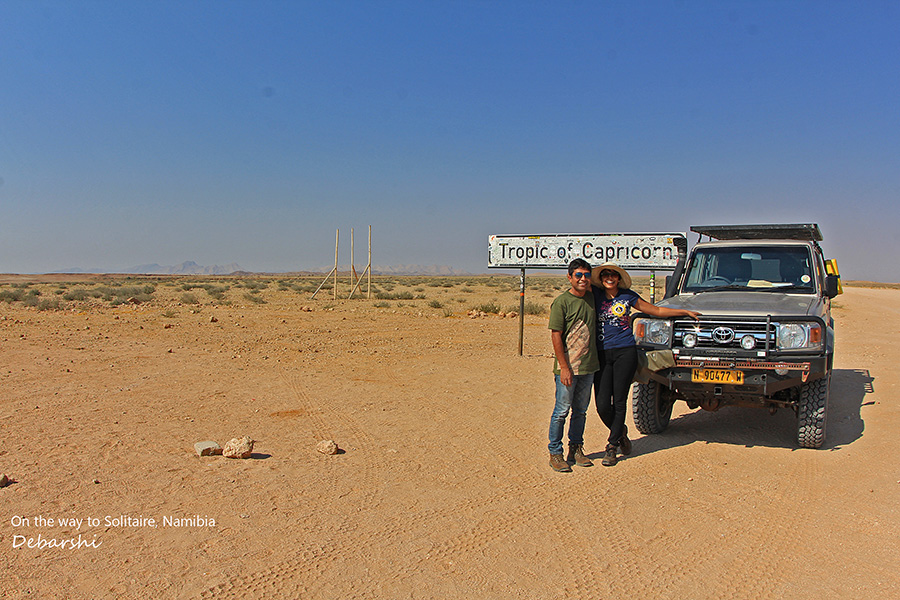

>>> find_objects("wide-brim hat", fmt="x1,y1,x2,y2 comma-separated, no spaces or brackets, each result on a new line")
591,262,632,289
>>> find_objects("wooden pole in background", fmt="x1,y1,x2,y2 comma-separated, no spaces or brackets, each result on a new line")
333,229,339,301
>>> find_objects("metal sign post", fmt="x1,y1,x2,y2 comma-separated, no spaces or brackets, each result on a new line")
518,268,526,356
488,233,687,355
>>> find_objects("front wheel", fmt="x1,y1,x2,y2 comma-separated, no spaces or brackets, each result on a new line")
797,376,829,448
633,381,674,434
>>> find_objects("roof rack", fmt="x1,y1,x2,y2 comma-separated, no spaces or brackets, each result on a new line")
690,224,822,242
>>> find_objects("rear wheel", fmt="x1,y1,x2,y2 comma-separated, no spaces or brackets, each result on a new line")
797,376,829,448
633,381,675,434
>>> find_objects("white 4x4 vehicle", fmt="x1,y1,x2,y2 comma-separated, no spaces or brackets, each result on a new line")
632,224,841,448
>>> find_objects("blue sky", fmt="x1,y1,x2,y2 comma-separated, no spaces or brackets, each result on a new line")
1,1,898,280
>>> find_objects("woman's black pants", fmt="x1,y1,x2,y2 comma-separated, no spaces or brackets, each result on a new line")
594,345,638,446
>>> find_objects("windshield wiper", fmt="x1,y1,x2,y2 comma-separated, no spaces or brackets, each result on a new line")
692,284,753,293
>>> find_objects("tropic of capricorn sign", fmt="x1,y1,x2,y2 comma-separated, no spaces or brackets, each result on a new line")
487,233,686,270
488,233,687,355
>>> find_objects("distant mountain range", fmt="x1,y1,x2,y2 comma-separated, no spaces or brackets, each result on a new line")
55,262,471,276
58,261,244,275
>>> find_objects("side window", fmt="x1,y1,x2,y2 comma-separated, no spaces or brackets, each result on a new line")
684,253,711,288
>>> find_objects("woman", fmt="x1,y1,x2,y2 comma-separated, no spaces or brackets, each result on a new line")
591,262,700,466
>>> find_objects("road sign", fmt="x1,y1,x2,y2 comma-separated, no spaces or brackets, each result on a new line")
488,233,687,270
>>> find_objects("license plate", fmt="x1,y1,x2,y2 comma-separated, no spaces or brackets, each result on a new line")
691,368,744,384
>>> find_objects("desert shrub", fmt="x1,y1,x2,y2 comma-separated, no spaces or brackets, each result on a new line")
162,309,177,318
180,293,199,304
523,301,547,315
97,285,155,306
442,307,454,317
23,290,41,307
0,289,25,303
244,293,266,304
428,300,443,308
473,301,501,314
461,287,474,293
63,288,88,301
37,298,61,311
373,301,390,308
375,291,414,300
201,285,228,300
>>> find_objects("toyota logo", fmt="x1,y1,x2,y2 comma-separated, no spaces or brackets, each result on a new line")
712,327,735,344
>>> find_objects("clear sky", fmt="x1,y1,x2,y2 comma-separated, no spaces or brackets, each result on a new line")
1,1,898,281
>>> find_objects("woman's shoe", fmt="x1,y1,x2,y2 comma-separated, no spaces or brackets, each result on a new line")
601,444,618,467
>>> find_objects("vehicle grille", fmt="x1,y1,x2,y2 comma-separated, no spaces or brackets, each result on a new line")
673,320,774,351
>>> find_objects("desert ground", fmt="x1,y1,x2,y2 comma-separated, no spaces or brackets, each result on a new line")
1,273,898,599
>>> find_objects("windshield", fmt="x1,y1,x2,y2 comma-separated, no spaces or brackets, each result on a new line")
683,246,815,293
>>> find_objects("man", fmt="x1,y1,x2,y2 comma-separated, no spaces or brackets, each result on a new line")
547,258,600,472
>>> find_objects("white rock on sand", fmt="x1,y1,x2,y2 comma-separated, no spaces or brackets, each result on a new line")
194,441,222,457
222,436,254,459
316,440,339,455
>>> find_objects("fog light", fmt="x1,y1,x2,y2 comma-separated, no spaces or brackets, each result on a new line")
740,335,757,350
775,367,789,376
682,332,698,348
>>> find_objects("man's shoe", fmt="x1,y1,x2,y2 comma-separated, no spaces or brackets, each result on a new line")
567,444,593,467
601,444,618,467
619,426,632,456
549,453,573,472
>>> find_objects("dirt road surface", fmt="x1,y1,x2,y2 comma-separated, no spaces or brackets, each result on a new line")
1,279,898,599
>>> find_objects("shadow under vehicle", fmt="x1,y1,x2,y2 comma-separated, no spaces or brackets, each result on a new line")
632,224,842,448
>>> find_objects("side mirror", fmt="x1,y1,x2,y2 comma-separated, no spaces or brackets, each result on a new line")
824,275,840,298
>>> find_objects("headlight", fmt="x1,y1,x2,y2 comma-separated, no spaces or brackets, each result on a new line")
777,322,824,351
633,318,672,346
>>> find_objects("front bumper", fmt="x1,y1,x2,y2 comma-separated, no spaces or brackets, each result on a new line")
644,355,829,401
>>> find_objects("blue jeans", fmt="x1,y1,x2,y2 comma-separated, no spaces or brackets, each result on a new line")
548,373,594,455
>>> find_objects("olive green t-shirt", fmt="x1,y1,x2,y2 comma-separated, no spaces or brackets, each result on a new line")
548,290,600,375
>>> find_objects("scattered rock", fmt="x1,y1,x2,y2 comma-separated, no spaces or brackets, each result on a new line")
194,441,223,457
316,440,339,455
222,436,254,459
209,316,218,323
127,297,141,304
0,474,9,488
507,311,518,318
164,324,173,329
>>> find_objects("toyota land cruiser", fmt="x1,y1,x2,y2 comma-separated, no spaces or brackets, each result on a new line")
631,224,841,448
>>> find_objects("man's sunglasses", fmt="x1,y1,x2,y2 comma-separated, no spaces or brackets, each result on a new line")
572,272,591,279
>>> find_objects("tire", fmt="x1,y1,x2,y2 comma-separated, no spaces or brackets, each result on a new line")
797,375,829,448
633,381,674,434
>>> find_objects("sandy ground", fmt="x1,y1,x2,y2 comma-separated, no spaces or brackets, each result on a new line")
1,277,898,599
